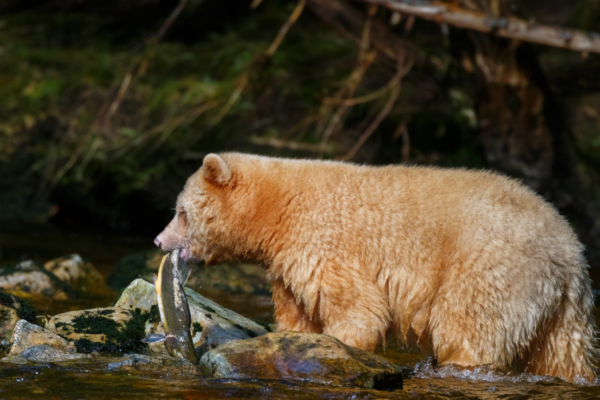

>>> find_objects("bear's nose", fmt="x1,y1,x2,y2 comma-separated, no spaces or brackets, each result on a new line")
154,237,162,249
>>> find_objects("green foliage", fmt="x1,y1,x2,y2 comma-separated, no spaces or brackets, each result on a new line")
0,0,495,230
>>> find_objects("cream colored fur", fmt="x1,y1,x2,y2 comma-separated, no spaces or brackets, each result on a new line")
156,152,596,382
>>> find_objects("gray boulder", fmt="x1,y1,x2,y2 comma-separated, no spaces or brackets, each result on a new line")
9,320,76,356
108,354,200,376
200,331,403,390
19,345,91,363
115,279,267,355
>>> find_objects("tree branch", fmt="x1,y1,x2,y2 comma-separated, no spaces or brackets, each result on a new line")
359,0,600,54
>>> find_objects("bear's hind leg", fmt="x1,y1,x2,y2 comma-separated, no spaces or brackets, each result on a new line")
272,277,323,333
525,283,596,382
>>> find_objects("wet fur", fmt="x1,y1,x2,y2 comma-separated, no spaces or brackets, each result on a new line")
156,153,596,382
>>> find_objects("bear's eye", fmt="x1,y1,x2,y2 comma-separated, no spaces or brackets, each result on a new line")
178,209,188,225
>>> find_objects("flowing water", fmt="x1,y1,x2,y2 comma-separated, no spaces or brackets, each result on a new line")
2,233,600,399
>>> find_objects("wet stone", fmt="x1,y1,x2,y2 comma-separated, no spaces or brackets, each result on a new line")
115,279,267,353
19,345,92,363
196,324,249,359
45,307,148,354
44,254,112,297
108,354,201,376
0,288,36,324
0,261,71,300
143,323,172,358
9,320,76,356
199,331,403,390
0,305,20,349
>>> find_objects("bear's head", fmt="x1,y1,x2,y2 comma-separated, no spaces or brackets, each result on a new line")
154,153,236,264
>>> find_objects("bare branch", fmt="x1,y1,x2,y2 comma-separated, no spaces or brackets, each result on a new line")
360,0,600,54
340,49,409,161
306,0,418,61
266,0,307,56
101,0,189,125
215,0,307,122
151,0,189,44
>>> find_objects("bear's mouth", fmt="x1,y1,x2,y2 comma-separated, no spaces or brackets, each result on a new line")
180,248,190,261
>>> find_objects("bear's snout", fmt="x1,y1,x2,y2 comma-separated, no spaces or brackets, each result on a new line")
154,237,163,249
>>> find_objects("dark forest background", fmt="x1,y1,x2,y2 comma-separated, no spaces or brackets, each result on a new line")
1,0,600,267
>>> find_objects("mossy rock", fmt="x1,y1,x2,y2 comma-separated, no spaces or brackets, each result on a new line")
44,254,113,298
0,288,36,323
46,307,152,354
0,260,77,300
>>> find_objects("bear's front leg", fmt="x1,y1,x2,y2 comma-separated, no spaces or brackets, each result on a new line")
318,271,391,352
272,277,323,333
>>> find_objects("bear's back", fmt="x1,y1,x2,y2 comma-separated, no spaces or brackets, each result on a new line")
221,153,579,272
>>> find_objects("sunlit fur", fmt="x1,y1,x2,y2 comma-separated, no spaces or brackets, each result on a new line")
156,153,596,382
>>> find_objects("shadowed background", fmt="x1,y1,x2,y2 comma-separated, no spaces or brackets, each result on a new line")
1,0,600,276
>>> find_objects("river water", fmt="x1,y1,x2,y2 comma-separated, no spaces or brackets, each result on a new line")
1,233,600,399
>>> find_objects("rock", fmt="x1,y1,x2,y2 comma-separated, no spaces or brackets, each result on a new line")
200,331,403,390
108,354,200,376
143,322,171,358
107,250,270,296
0,288,34,349
19,345,92,363
115,279,267,355
0,355,29,364
187,263,271,295
0,288,36,323
196,324,249,359
0,305,20,348
44,254,112,297
45,307,148,354
9,320,76,356
0,260,75,299
118,279,267,337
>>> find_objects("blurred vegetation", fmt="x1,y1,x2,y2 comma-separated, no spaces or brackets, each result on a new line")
0,0,484,232
1,0,600,264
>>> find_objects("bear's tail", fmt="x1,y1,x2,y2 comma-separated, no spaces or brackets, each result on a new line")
526,273,597,382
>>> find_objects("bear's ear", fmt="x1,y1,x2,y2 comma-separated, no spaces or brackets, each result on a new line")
202,154,231,185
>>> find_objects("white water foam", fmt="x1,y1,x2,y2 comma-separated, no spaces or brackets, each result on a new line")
410,359,600,386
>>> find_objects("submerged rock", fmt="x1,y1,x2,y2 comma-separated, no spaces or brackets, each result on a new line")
44,254,112,297
19,344,91,363
108,354,200,376
45,307,149,354
9,320,76,356
0,354,29,364
200,331,403,390
0,260,76,299
115,279,267,357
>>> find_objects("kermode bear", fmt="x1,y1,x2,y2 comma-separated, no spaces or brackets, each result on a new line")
155,153,596,381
